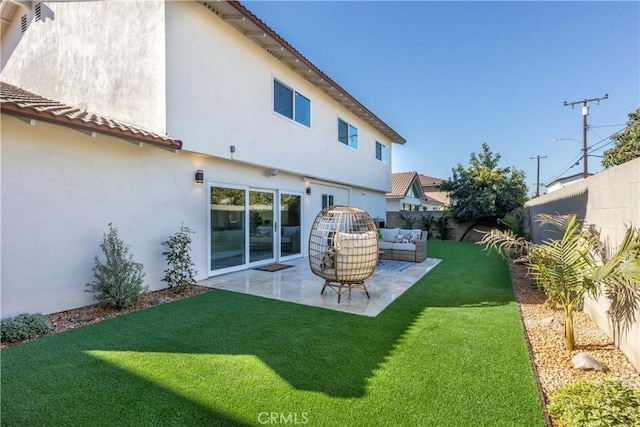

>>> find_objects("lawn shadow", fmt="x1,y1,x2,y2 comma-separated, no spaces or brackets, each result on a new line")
1,241,522,424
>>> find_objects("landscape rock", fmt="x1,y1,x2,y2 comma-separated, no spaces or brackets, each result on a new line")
74,316,94,323
151,298,165,306
571,352,605,371
541,317,559,327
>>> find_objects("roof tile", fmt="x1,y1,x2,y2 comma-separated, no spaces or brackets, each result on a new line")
1,82,181,149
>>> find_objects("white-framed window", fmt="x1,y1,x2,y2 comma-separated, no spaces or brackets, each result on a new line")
338,118,358,149
375,141,388,163
273,79,311,127
322,194,334,209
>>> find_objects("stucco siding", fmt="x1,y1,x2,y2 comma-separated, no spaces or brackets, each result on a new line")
1,1,167,134
165,1,392,192
1,115,205,316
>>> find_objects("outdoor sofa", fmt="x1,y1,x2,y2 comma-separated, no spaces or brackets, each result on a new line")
378,228,427,262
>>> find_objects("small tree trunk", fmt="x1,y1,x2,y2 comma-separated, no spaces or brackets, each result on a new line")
459,219,479,241
564,305,575,351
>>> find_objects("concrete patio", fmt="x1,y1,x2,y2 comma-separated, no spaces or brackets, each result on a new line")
200,257,441,317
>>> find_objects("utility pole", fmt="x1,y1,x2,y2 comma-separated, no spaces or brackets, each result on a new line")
563,94,608,178
530,155,547,197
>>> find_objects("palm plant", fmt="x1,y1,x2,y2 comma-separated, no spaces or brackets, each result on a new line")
480,214,640,351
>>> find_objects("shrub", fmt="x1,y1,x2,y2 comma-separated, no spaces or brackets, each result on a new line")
1,313,51,343
548,379,640,427
422,215,434,239
498,207,528,238
435,214,451,240
86,223,147,309
162,224,197,291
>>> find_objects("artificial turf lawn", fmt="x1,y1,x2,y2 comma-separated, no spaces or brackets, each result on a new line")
0,241,545,426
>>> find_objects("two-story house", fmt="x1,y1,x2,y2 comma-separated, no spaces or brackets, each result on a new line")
0,1,405,316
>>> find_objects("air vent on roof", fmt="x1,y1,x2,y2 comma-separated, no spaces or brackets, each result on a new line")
35,3,42,22
21,14,28,33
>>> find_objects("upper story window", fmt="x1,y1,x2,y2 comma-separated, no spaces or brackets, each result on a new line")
273,80,310,127
338,118,358,149
375,141,388,163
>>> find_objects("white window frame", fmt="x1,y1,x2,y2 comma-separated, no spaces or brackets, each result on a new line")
337,118,358,150
273,79,311,128
375,141,388,164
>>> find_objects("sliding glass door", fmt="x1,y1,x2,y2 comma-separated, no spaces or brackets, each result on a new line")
209,184,302,275
280,193,302,259
249,190,275,263
210,186,246,272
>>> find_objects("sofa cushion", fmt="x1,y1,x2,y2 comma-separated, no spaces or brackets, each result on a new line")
392,242,416,251
378,241,393,250
380,228,400,243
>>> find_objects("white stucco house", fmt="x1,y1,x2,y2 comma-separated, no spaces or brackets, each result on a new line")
386,172,426,212
0,0,405,317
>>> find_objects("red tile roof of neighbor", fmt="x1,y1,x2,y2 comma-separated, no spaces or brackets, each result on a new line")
387,171,420,198
0,82,182,150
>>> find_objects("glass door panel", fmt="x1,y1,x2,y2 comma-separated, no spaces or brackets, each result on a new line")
210,186,246,271
249,190,275,263
280,193,302,257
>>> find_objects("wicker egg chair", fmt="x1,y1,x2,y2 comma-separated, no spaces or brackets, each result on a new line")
308,205,379,302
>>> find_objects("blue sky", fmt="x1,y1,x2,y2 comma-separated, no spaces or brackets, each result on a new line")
244,1,639,196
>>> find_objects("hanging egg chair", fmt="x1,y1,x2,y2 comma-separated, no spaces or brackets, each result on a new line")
308,205,379,302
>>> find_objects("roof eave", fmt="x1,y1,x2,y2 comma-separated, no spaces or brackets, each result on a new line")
1,104,182,150
213,0,406,144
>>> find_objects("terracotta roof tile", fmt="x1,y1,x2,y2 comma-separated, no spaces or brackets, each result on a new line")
0,82,181,149
388,171,419,198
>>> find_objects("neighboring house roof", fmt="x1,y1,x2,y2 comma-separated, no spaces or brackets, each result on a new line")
544,172,592,188
418,175,445,186
387,171,425,199
418,174,450,206
210,1,405,145
0,82,182,149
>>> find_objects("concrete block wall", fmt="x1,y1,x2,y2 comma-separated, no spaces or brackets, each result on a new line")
526,157,640,372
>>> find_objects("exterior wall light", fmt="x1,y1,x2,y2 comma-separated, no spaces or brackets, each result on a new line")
195,170,204,183
306,187,311,195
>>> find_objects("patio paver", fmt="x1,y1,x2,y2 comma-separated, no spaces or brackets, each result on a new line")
199,257,441,316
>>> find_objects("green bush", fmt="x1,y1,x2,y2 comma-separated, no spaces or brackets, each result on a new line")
1,313,51,343
162,224,197,291
548,379,640,427
86,223,147,309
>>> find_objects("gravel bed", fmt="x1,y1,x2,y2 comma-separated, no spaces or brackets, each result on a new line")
508,261,640,405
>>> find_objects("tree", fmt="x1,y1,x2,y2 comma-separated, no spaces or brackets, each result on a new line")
480,214,640,351
439,143,527,229
602,108,640,169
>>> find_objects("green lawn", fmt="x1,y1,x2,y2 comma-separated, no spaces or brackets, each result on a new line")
0,241,545,426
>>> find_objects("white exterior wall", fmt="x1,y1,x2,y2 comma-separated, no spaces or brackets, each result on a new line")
1,116,207,316
165,2,393,193
1,1,400,316
1,1,167,134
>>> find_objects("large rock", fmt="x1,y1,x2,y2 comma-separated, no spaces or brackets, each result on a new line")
571,352,605,371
